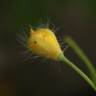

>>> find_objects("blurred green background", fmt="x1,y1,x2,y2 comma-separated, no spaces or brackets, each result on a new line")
0,0,96,96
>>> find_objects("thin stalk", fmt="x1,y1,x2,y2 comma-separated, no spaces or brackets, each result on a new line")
64,36,96,82
59,54,96,91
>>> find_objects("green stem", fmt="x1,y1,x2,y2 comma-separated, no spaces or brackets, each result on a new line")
64,36,96,82
59,54,96,91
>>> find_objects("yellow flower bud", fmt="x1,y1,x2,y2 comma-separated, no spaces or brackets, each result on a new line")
27,27,63,60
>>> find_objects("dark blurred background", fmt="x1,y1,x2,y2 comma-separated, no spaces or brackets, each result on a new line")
0,0,96,96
